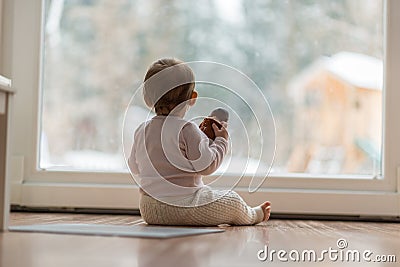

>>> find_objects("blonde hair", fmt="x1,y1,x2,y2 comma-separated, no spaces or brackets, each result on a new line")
143,58,195,115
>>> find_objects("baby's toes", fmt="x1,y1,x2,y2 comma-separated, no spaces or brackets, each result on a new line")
263,206,271,221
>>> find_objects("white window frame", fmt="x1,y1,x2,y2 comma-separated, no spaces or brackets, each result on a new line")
3,0,400,217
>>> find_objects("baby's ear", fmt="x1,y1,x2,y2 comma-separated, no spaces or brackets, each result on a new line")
189,91,198,106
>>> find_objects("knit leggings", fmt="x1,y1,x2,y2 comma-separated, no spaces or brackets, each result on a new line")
139,186,264,226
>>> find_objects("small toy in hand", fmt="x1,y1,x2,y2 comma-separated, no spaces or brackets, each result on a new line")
199,108,229,140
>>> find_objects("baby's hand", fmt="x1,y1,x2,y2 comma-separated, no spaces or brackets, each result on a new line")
212,122,228,140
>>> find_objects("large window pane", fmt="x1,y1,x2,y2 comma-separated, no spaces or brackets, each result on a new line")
40,0,383,175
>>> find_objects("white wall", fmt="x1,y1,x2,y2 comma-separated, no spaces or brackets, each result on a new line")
0,0,3,72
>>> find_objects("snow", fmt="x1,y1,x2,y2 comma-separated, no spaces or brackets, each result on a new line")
326,52,383,90
215,0,244,24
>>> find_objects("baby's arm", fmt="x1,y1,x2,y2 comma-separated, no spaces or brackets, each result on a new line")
128,141,139,175
182,122,228,175
128,124,144,176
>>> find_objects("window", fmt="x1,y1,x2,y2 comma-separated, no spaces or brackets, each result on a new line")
41,0,383,176
4,0,400,215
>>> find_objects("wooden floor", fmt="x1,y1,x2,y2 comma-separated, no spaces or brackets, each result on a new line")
1,212,399,267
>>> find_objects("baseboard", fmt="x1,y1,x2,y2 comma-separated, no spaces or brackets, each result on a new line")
269,213,400,222
10,205,400,222
10,205,141,216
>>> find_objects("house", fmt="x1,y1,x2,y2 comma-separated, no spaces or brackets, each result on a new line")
287,52,382,174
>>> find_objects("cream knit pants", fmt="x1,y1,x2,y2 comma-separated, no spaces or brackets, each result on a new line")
139,186,264,226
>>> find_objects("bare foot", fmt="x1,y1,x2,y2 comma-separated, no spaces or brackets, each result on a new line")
260,201,271,221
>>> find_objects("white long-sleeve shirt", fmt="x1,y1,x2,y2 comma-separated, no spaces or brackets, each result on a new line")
128,115,228,198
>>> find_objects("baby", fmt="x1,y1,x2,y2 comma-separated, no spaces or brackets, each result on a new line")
128,58,271,226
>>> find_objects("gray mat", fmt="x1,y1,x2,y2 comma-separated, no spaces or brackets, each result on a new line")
9,224,225,239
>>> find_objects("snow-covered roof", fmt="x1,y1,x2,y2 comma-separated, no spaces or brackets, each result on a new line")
325,52,383,90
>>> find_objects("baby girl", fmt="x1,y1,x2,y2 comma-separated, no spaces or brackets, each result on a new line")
128,58,271,226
